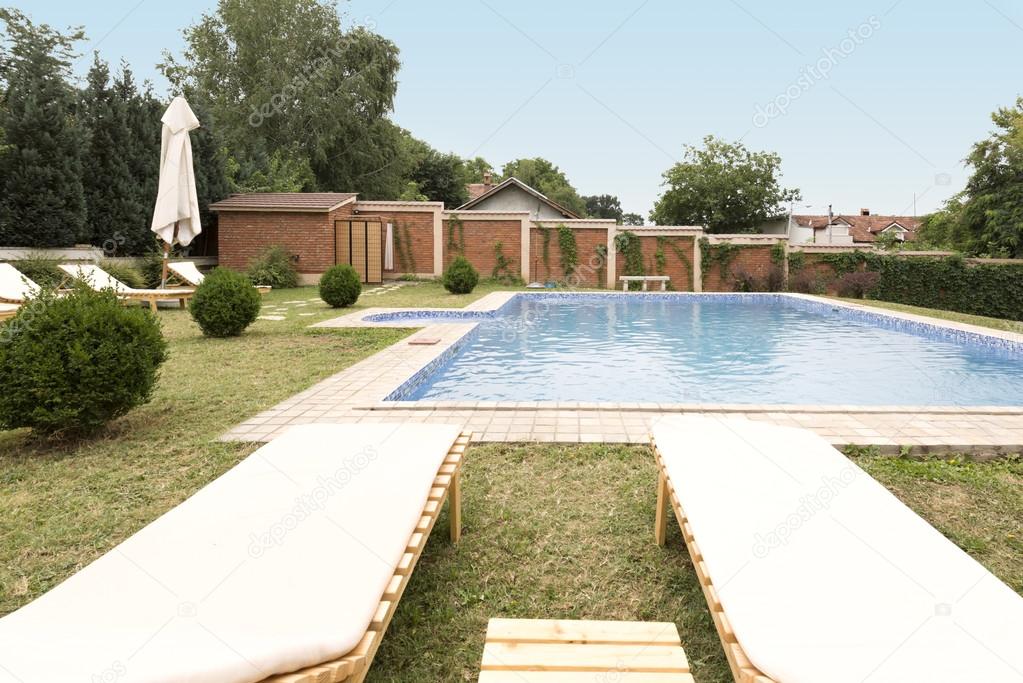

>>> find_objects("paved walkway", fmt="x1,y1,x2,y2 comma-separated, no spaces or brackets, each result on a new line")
222,292,1023,456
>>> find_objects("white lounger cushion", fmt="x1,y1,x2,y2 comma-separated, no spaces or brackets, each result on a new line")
168,260,205,285
0,262,40,302
653,415,1023,683
59,264,194,296
0,423,461,683
59,263,133,292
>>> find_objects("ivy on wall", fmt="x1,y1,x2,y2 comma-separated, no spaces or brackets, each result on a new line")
820,250,874,276
654,236,692,290
787,250,806,274
614,231,645,290
492,240,514,281
870,255,1023,321
392,222,417,273
699,238,740,285
770,242,786,266
537,226,552,276
446,214,465,255
556,224,579,276
595,244,607,288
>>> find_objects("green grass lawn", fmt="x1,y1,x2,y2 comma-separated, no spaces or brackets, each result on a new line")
0,282,1020,683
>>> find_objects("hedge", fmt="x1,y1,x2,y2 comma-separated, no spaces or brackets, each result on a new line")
868,255,1023,321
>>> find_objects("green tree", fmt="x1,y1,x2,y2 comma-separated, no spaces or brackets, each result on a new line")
461,156,495,184
622,212,645,226
651,136,800,232
918,196,969,252
161,0,407,199
408,143,469,208
500,157,586,216
957,97,1023,257
583,194,623,222
81,56,152,254
0,9,87,247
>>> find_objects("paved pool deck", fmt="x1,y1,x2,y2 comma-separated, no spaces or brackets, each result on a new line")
221,292,1023,456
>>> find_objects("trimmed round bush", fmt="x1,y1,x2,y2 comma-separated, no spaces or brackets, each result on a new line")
189,267,262,337
442,256,479,294
0,287,168,437
319,265,362,308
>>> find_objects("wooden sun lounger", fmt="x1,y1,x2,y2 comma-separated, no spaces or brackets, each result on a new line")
168,261,271,295
58,264,195,313
0,303,18,321
652,436,775,683
259,430,469,683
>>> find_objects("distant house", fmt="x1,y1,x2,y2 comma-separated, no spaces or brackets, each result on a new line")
457,173,580,219
791,209,921,245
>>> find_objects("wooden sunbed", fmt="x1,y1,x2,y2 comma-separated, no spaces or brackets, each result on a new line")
0,303,18,321
168,261,271,295
652,436,774,683
59,264,195,312
260,430,468,683
0,262,40,304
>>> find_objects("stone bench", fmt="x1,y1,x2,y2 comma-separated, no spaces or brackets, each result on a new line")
620,275,670,291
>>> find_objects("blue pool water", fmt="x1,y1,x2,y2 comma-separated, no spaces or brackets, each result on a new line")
386,295,1023,406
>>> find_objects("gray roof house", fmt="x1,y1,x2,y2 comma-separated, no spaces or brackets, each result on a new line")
457,175,580,219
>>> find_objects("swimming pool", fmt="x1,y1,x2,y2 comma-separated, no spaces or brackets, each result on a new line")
380,294,1023,406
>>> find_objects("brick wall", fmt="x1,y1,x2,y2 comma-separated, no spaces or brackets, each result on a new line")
443,218,521,277
701,244,776,292
529,227,608,287
632,235,695,291
217,204,353,273
357,210,434,276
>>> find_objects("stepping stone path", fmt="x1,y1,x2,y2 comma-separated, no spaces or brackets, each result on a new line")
361,281,417,296
257,315,286,321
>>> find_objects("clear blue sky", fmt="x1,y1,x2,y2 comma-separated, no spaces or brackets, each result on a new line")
15,0,1023,218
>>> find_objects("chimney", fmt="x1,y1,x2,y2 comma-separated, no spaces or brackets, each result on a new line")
860,208,870,216
483,171,493,189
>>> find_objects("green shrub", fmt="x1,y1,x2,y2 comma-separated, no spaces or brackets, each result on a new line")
189,267,262,337
319,265,362,308
11,253,62,288
869,255,1023,320
442,256,479,294
99,260,146,289
0,286,168,437
835,271,880,299
247,246,299,289
140,252,166,288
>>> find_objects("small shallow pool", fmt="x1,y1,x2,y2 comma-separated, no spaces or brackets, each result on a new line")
380,294,1023,406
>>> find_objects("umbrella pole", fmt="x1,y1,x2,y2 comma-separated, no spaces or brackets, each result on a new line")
161,222,178,288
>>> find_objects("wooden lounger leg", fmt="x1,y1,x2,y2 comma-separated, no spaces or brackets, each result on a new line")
450,468,462,543
655,471,669,546
179,297,186,310
149,297,157,313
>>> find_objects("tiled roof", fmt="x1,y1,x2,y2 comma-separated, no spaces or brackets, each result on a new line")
209,193,358,212
793,214,922,243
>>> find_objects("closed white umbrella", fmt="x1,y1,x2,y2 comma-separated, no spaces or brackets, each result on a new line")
151,96,202,286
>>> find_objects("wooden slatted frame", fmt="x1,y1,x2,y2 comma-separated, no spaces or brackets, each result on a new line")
56,273,194,313
118,290,194,313
259,431,470,683
479,618,695,682
0,305,17,321
652,437,777,683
